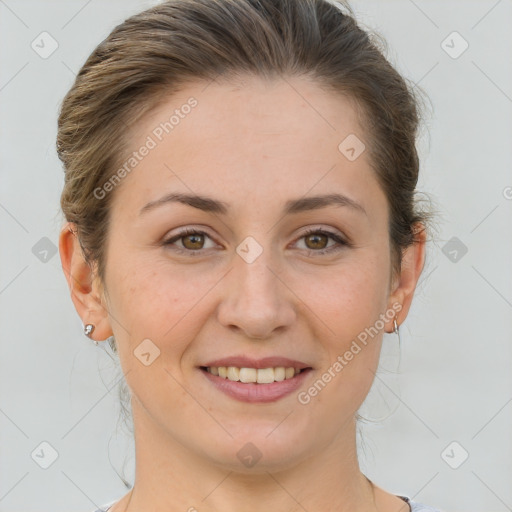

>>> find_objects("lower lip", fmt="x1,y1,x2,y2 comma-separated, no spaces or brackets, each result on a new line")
200,368,312,403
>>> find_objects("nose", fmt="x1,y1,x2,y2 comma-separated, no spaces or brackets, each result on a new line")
216,249,296,340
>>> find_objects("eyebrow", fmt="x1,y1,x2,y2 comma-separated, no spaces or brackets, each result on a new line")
139,192,367,217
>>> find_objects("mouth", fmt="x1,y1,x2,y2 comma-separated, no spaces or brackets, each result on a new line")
198,365,313,403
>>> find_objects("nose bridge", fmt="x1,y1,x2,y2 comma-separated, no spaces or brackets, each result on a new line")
233,239,282,308
217,237,295,338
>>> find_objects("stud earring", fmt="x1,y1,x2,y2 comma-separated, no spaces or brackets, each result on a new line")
84,324,99,346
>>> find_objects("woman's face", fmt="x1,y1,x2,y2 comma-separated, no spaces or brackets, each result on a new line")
87,75,418,471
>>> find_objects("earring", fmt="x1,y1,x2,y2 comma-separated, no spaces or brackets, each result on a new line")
84,323,99,346
393,318,401,350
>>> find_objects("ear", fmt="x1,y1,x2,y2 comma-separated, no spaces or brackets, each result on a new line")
59,222,113,342
385,222,427,333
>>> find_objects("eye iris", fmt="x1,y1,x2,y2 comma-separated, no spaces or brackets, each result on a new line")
182,233,204,250
306,233,327,250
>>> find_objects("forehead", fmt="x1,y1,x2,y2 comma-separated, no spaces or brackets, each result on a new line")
109,75,384,221
142,74,366,147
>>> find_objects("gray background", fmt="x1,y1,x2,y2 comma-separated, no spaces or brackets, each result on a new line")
1,0,511,511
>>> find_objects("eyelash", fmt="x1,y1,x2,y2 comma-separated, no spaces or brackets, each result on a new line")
163,227,349,257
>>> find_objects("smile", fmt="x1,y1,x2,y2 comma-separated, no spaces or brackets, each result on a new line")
199,366,313,403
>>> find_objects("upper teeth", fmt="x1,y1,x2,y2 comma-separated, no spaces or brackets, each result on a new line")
207,366,301,383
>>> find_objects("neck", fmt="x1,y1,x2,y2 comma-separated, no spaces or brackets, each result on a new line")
117,401,377,512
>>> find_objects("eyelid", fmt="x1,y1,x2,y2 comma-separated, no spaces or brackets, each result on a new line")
293,226,350,254
296,225,348,243
163,226,218,252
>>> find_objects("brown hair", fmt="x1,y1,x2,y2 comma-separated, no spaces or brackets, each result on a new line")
58,0,431,305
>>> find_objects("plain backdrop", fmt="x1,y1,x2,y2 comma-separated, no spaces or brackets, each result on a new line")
1,1,511,511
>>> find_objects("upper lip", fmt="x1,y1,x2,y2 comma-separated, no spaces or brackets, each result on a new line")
201,356,312,370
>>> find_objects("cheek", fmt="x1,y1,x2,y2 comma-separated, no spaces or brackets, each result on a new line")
299,253,389,397
106,263,208,410
300,252,390,341
105,256,205,355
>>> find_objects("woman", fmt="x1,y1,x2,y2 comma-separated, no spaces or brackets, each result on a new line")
57,0,440,510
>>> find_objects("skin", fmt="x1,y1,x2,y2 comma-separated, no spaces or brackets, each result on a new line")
59,75,425,512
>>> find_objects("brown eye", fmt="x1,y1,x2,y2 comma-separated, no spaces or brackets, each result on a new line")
304,232,329,250
296,228,348,256
163,228,216,255
181,233,205,250
163,227,348,257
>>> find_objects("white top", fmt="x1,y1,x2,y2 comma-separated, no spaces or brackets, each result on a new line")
91,495,443,511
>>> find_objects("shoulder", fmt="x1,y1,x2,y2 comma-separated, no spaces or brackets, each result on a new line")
89,501,117,512
373,483,442,512
407,498,444,512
